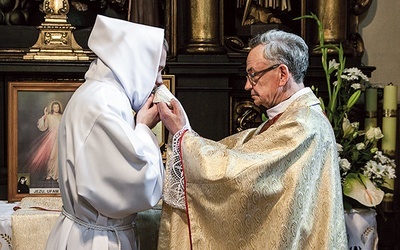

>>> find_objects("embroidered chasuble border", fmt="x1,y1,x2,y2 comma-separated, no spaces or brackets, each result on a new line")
178,129,194,249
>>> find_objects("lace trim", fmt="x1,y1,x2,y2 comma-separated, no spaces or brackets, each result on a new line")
162,126,190,210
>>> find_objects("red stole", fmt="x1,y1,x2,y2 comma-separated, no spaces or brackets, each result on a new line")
259,113,283,133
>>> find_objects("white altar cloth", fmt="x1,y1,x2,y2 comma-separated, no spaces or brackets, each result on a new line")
0,201,19,250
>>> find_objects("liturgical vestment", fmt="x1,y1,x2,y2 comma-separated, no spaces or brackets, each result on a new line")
158,90,348,250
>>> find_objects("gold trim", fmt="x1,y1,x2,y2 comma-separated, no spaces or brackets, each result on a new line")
365,111,377,118
382,149,396,157
383,109,397,117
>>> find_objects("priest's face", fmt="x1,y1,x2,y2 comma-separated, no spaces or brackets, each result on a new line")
245,45,283,109
155,48,167,87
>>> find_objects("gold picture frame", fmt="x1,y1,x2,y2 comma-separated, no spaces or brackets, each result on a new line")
7,81,82,202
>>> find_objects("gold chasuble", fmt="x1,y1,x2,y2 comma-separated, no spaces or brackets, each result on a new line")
158,91,348,250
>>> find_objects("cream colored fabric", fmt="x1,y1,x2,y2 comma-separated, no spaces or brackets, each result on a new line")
158,92,348,249
12,197,62,250
12,210,60,250
18,197,62,210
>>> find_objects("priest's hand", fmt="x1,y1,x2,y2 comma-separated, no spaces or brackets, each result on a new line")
136,94,160,129
158,99,187,135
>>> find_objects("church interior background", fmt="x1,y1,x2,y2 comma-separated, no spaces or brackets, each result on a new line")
0,0,399,249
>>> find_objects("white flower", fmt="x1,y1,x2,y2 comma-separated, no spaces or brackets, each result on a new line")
341,74,352,81
343,67,369,82
351,83,361,90
328,59,340,72
365,127,384,141
362,151,397,183
387,167,397,179
343,173,384,207
337,143,343,152
339,157,351,172
341,74,359,82
342,118,359,138
356,143,365,150
374,151,390,163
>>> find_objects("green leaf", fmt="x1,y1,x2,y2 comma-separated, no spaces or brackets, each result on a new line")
261,113,268,122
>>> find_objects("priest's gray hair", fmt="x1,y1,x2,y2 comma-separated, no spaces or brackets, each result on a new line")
249,29,309,83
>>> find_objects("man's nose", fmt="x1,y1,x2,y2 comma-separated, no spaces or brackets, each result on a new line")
155,75,163,86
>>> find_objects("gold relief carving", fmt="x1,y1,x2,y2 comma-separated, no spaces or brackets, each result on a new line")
44,32,68,46
43,0,69,16
23,0,89,60
234,100,263,132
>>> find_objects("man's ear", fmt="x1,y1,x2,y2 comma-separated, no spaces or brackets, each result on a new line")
278,64,290,86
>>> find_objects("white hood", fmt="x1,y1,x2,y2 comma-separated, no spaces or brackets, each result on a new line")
87,15,164,112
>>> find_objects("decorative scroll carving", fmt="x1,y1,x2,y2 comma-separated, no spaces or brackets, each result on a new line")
234,100,263,132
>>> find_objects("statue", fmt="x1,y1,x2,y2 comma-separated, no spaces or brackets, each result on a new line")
239,0,291,26
226,0,292,53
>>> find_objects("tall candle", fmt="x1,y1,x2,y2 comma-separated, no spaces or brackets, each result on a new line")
364,118,377,131
382,117,397,156
381,84,398,156
383,84,398,111
365,87,378,113
365,87,378,130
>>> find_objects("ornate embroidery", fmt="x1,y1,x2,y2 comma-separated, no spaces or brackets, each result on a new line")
0,233,12,249
162,126,190,210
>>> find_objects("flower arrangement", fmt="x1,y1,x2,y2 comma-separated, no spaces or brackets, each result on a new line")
295,13,396,209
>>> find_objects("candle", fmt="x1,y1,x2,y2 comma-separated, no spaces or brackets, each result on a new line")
381,83,398,157
383,84,398,110
381,117,397,156
364,118,377,131
365,88,378,114
365,87,378,131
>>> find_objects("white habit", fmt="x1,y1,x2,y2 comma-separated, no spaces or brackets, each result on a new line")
45,15,165,250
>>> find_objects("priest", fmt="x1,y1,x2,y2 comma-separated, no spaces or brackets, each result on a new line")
157,29,347,249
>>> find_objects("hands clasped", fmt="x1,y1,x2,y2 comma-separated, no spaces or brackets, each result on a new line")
137,95,188,135
157,99,187,135
136,94,160,129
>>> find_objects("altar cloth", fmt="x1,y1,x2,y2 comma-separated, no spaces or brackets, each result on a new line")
11,197,62,250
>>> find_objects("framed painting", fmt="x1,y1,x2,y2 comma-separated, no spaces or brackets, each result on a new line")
153,75,176,161
7,81,82,202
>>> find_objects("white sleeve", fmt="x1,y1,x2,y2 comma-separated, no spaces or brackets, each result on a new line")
75,112,165,218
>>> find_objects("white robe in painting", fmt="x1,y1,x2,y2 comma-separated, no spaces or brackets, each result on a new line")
45,15,165,250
